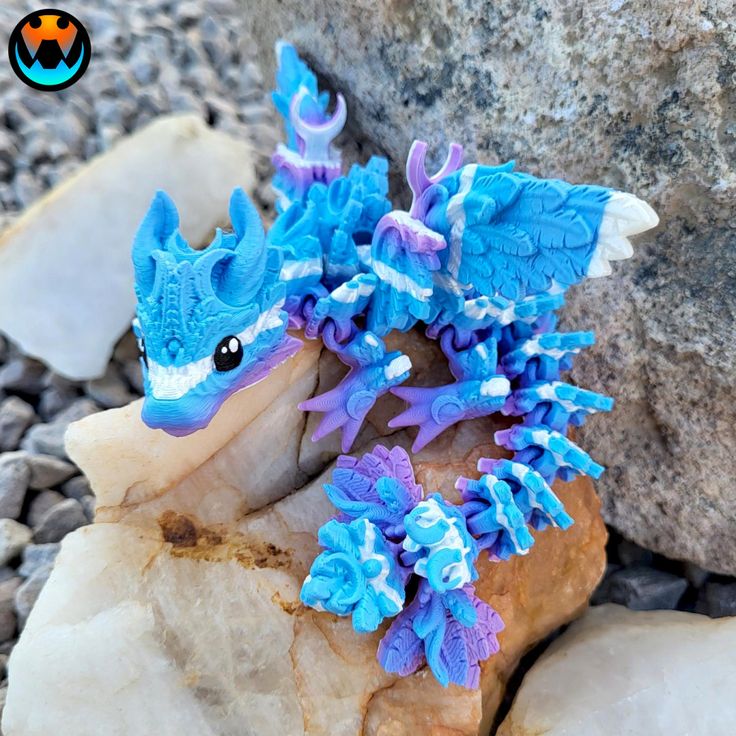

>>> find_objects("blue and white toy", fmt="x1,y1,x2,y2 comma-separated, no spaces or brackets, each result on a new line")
131,42,659,688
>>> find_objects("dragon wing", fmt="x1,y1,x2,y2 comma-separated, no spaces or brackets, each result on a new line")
425,163,659,300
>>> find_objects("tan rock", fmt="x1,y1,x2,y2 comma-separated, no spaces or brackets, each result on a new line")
4,333,606,736
0,115,255,381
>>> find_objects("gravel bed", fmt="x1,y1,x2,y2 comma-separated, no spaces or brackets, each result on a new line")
0,0,279,233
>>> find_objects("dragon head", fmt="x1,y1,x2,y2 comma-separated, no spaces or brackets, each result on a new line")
132,188,299,436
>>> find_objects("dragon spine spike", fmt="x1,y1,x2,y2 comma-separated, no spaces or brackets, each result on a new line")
290,86,347,161
406,139,464,218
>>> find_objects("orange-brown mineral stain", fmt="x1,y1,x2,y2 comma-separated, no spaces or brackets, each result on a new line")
157,510,292,571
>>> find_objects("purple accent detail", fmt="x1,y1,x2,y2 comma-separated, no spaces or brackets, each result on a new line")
406,140,464,220
290,88,347,161
326,445,423,541
271,146,342,199
377,581,503,688
373,212,447,263
298,331,410,452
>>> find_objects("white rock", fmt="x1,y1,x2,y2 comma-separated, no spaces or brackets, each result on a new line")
497,604,736,736
0,115,256,381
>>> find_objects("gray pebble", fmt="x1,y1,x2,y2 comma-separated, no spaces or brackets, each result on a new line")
26,454,77,491
121,360,144,395
698,582,736,618
79,494,96,523
18,543,59,579
0,520,32,566
0,453,30,520
14,568,49,629
0,578,20,642
33,498,88,544
602,566,688,611
0,397,36,452
85,364,137,409
0,358,46,395
61,475,91,501
12,170,43,209
27,490,65,529
37,384,79,422
21,398,100,458
112,331,140,364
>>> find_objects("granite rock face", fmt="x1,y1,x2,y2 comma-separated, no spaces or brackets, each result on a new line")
246,1,736,574
4,334,606,736
497,605,736,735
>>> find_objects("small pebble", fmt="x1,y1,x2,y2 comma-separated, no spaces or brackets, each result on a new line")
0,397,36,452
0,578,21,642
27,490,65,528
0,453,30,519
61,475,91,501
26,454,77,490
14,568,49,629
0,520,32,566
601,566,688,611
0,358,46,395
33,498,88,544
18,543,60,579
85,364,137,408
697,582,736,618
79,494,96,523
21,398,100,458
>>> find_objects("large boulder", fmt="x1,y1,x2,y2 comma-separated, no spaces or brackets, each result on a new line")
3,333,606,735
245,1,736,574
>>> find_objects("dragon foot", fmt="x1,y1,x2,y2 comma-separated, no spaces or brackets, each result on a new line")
299,330,412,452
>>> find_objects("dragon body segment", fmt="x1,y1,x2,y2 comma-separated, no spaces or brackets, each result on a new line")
131,43,658,687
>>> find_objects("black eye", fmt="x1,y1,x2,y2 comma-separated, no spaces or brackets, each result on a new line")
214,336,243,372
137,335,148,367
29,16,42,28
56,16,69,29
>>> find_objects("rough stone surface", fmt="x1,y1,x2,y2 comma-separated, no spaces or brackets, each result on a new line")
5,333,607,735
497,605,736,735
247,0,736,574
0,522,32,567
0,455,29,521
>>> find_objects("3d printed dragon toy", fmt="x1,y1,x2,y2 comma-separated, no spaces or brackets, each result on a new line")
131,42,658,688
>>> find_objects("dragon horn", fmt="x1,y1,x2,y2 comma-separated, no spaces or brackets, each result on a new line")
290,87,347,161
212,188,268,306
132,190,180,294
406,140,464,218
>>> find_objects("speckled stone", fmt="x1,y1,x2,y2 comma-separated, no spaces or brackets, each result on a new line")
247,1,736,573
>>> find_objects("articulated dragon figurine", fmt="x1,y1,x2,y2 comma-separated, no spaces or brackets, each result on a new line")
131,42,658,689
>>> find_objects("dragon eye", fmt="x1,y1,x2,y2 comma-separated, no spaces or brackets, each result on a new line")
214,336,243,372
137,336,148,367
